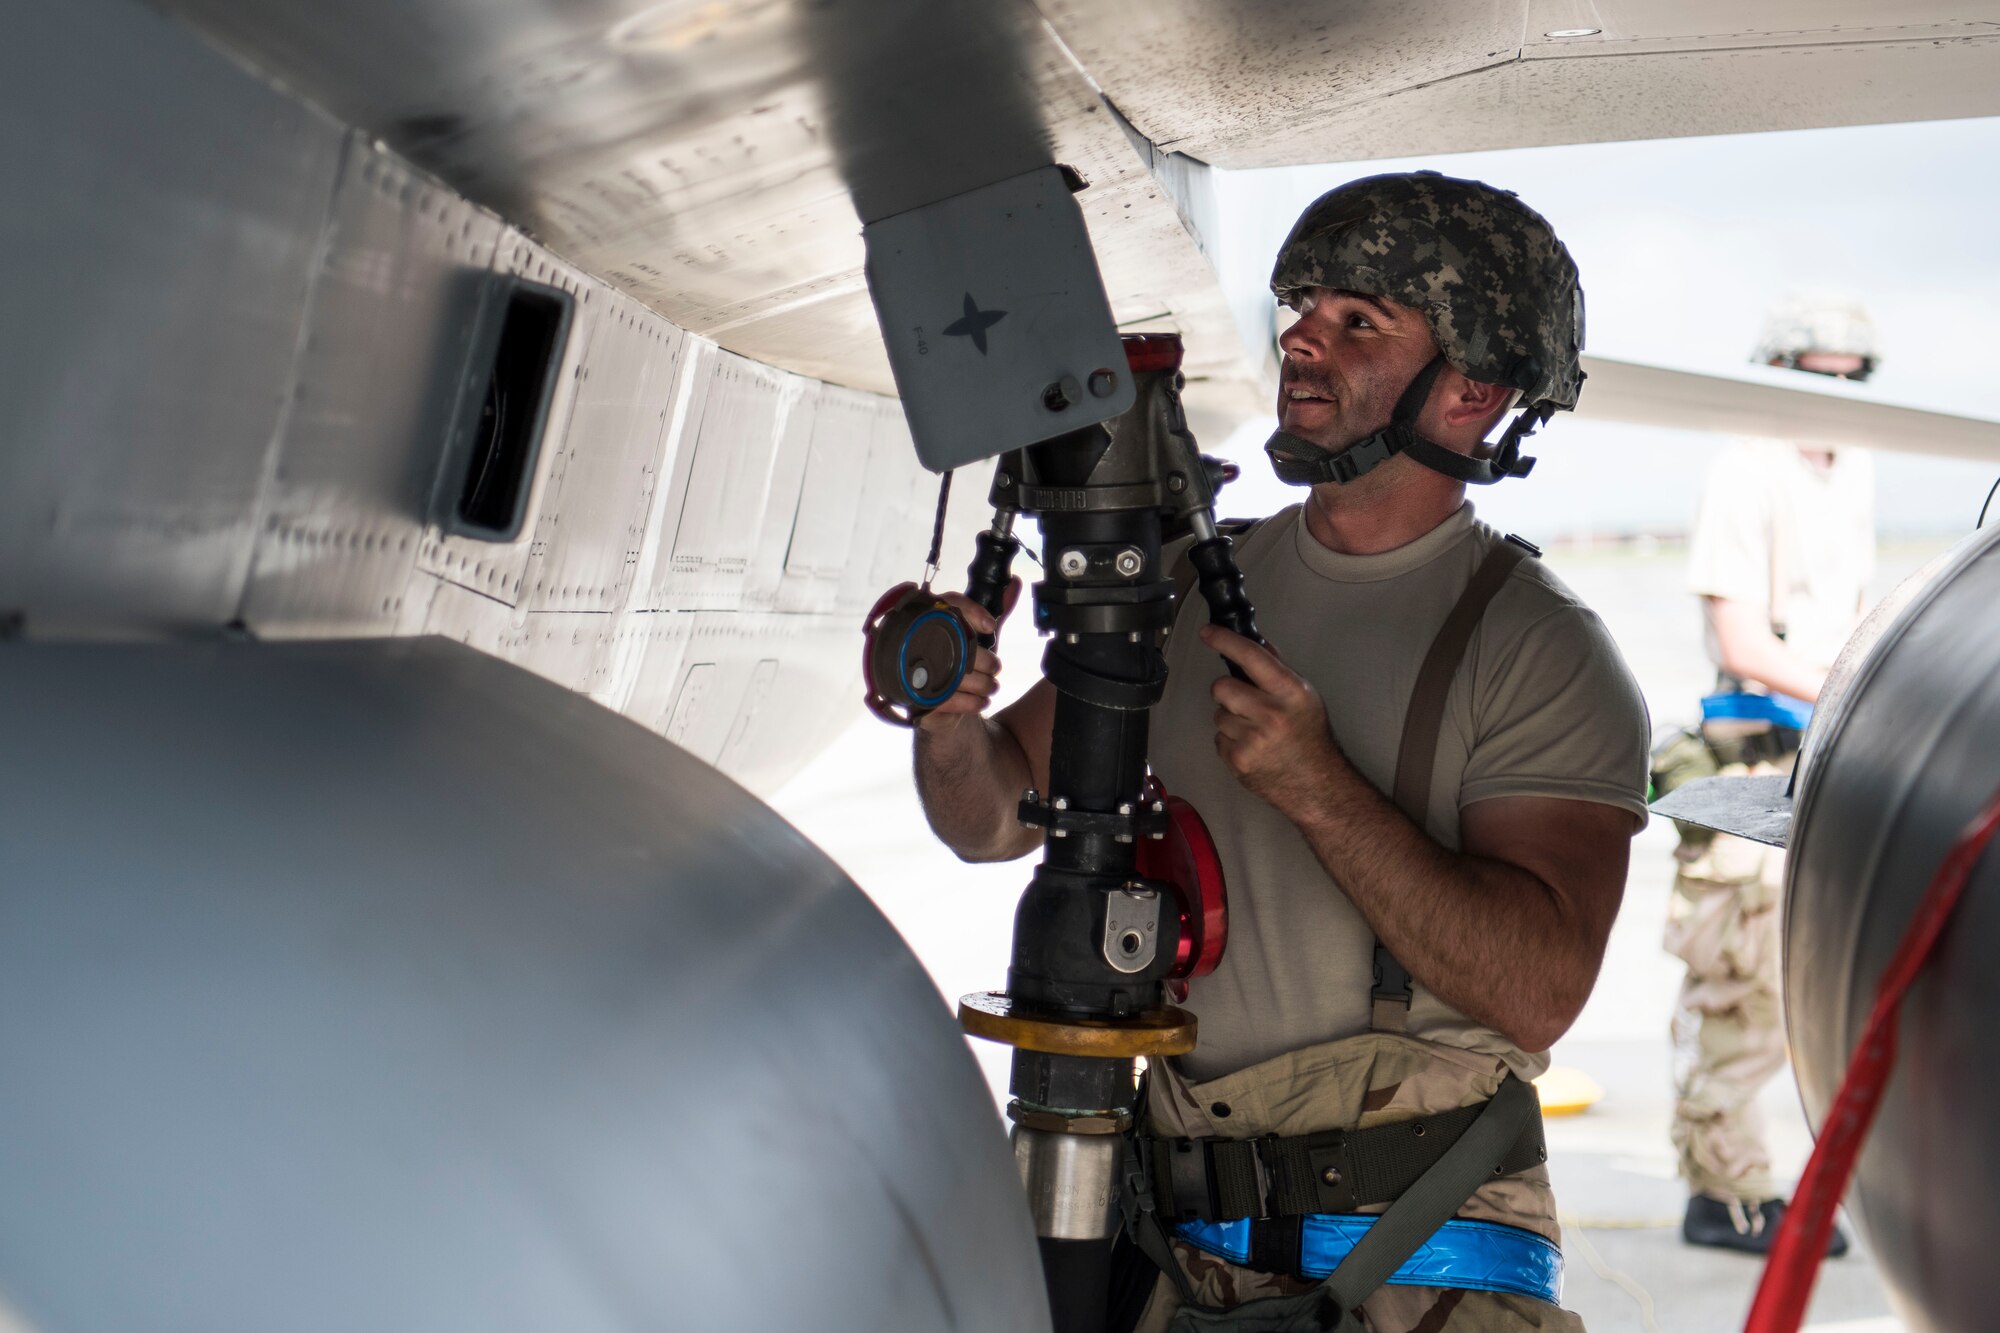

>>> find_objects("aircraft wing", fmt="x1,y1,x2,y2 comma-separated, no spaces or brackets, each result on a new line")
157,0,1260,409
152,0,2000,414
1575,355,2000,461
1045,3,2000,169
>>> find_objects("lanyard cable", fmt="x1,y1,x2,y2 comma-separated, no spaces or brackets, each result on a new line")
919,470,952,589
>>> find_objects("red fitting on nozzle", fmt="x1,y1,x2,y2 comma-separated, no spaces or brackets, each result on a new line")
1136,777,1227,1001
1121,333,1185,374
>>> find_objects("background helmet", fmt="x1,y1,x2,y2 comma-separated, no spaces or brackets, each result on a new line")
1753,291,1878,380
1270,170,1587,413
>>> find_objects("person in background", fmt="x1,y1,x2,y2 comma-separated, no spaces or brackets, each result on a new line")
1668,292,1877,1254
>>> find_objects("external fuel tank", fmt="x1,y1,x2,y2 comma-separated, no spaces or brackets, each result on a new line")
1786,522,2000,1332
0,637,1049,1333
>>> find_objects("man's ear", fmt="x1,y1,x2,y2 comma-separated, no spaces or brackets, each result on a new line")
1436,370,1515,428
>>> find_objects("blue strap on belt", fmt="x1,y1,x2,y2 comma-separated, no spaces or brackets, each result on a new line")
1700,689,1812,731
1175,1213,1563,1304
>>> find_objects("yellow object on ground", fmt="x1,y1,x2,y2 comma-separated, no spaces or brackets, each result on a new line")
1536,1065,1606,1116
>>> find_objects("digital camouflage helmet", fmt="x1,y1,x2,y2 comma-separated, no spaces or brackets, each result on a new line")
1264,170,1587,489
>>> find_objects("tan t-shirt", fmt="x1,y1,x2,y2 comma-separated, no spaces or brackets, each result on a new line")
1153,503,1650,1083
1686,440,1875,672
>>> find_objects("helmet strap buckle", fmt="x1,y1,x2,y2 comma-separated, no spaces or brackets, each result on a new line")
1263,356,1557,489
1486,401,1553,481
1261,355,1448,489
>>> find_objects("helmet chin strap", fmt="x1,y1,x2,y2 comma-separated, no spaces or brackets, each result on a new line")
1264,354,1547,488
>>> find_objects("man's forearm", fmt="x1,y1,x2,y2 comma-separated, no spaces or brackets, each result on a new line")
914,716,1040,862
1280,761,1599,1052
1718,635,1826,703
1201,623,1627,1053
1707,597,1826,702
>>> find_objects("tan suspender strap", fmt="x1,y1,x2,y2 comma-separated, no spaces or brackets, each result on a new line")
1391,538,1532,824
1371,535,1534,1033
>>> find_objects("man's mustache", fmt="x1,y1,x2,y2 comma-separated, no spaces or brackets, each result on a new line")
1279,361,1339,401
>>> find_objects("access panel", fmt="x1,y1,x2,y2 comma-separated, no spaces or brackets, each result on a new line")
652,352,793,611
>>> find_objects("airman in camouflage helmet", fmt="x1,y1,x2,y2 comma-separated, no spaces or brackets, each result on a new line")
904,163,1653,1333
1263,171,1587,491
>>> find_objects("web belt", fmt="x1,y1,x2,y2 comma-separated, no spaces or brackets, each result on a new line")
1144,1093,1548,1227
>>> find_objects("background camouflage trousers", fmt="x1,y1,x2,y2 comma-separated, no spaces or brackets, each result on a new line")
1664,759,1788,1203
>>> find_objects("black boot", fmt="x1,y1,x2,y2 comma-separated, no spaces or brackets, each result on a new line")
1682,1195,1850,1257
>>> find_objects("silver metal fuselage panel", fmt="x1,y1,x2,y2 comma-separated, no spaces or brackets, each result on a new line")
0,0,985,797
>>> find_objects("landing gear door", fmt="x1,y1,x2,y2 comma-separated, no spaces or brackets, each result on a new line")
864,164,1135,472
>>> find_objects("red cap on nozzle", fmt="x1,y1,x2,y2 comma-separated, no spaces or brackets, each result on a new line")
1121,333,1185,374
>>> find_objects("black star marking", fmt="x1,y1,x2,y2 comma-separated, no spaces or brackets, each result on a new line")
942,291,1007,355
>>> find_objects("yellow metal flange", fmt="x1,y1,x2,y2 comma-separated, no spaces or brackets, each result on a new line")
958,991,1197,1058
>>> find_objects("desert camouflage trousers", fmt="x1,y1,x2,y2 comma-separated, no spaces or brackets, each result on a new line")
1664,760,1788,1203
1131,1033,1583,1333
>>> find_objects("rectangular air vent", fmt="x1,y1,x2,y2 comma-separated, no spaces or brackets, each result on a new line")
450,278,572,541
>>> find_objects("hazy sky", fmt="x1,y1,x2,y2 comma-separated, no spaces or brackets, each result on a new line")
1206,116,2000,539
